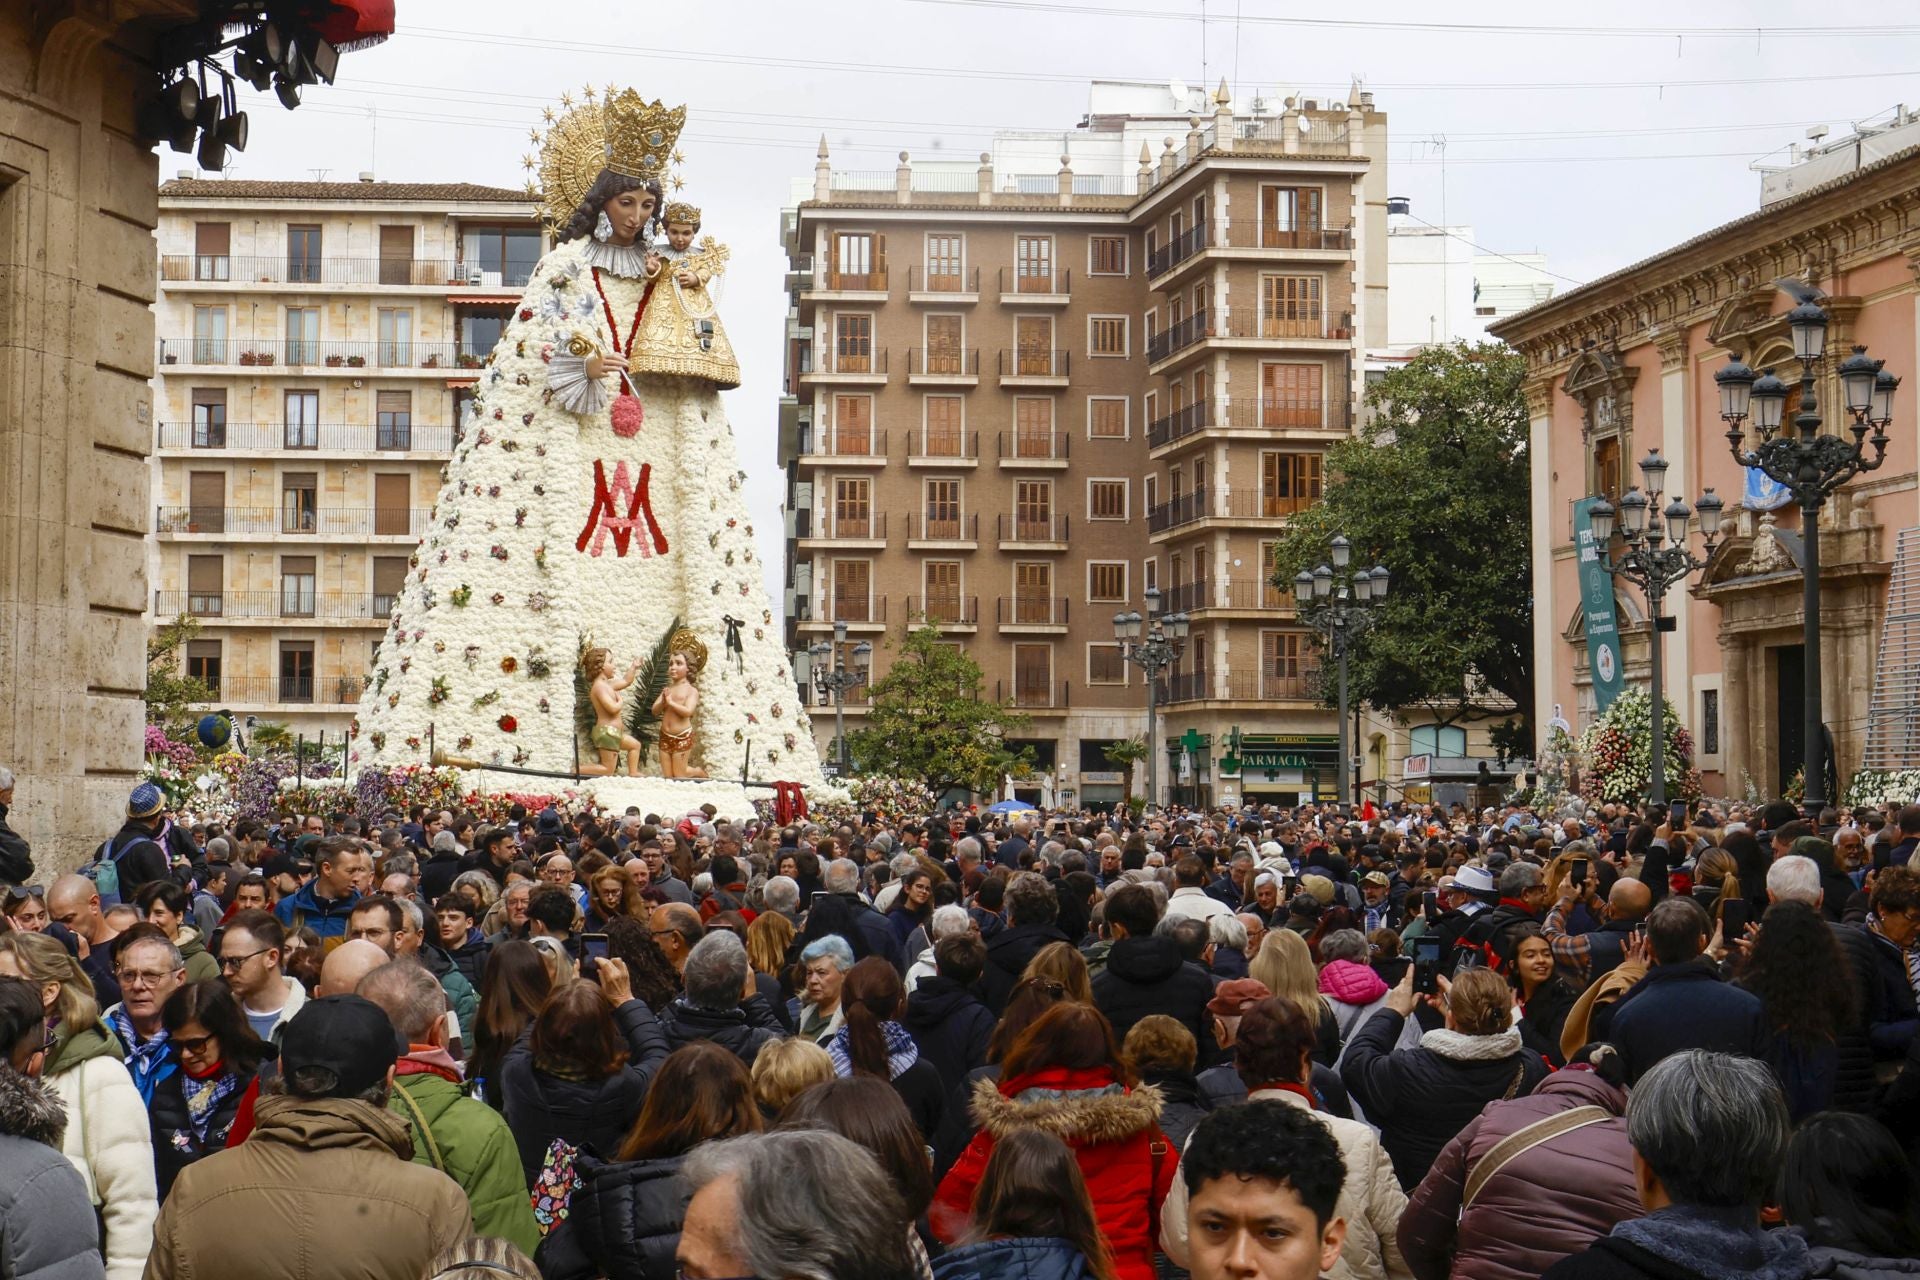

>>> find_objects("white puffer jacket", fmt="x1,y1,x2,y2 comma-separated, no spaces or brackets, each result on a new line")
1160,1085,1411,1280
45,1031,157,1280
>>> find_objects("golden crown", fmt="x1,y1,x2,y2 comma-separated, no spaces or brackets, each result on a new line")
525,86,687,234
662,201,701,226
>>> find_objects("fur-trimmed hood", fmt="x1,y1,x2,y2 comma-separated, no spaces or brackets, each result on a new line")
969,1066,1163,1145
0,1063,67,1148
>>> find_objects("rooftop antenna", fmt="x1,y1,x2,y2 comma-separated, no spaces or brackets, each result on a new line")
308,168,330,181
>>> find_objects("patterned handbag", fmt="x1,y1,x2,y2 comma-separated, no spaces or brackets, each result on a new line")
529,1137,581,1235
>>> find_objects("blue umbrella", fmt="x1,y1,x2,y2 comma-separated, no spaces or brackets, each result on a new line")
987,799,1039,814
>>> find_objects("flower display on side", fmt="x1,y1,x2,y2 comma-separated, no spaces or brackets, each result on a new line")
1578,688,1698,804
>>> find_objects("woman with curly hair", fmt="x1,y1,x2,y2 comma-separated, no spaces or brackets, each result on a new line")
1737,899,1856,1120
603,916,682,1013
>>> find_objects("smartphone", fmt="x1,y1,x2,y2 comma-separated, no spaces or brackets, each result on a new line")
1570,857,1588,889
1412,935,1442,995
1669,800,1689,830
810,890,831,913
1422,889,1440,922
580,932,609,977
1720,899,1751,938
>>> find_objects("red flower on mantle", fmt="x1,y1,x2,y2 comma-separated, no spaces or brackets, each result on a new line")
498,715,518,733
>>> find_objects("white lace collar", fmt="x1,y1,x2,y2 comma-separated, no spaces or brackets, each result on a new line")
580,237,651,279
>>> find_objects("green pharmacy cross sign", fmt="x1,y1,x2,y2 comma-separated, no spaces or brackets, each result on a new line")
1219,729,1339,794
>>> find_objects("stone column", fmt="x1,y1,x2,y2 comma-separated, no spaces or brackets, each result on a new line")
1525,378,1557,752
1655,332,1694,740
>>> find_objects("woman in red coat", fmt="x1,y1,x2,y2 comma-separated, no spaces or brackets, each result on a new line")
932,1003,1175,1280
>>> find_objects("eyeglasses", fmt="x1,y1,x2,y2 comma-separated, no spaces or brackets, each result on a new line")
116,968,182,988
218,948,272,971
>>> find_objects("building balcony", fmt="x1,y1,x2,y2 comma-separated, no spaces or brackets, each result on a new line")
997,348,1070,387
996,595,1069,633
793,595,888,634
907,266,981,304
796,427,889,467
158,338,482,374
995,429,1070,469
154,506,433,540
997,267,1071,305
154,590,399,624
1146,312,1213,365
1147,487,1319,537
1170,577,1293,614
906,513,979,549
995,513,1070,551
1154,669,1322,704
159,255,531,292
906,347,980,386
156,421,457,456
1148,396,1352,455
907,431,979,467
798,349,889,386
203,674,372,709
905,594,979,631
798,511,887,549
801,266,888,300
996,679,1071,712
1221,305,1352,343
1148,220,1355,282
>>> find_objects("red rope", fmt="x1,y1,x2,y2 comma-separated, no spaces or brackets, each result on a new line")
590,268,645,359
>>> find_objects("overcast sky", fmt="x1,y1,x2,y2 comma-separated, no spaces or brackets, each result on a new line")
197,0,1920,601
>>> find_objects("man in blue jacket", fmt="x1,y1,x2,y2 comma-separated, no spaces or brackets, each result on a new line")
1607,896,1768,1084
273,835,368,941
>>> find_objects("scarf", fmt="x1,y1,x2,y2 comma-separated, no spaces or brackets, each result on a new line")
1612,1204,1809,1280
108,1006,175,1105
1869,916,1920,997
1419,1024,1524,1062
180,1061,243,1144
1247,1081,1318,1107
827,1020,919,1081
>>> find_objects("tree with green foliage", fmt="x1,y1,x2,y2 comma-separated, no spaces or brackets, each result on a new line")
145,614,213,728
1270,341,1532,734
848,623,1034,798
1102,736,1149,805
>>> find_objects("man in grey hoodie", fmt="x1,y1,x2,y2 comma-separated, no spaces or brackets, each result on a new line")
0,974,107,1279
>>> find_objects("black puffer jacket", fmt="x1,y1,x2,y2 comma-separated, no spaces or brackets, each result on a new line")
903,976,996,1099
657,997,784,1066
979,923,1070,1014
1090,936,1219,1061
534,1151,688,1280
1826,921,1880,1112
500,998,669,1185
436,934,492,992
149,1061,258,1201
1141,1069,1208,1149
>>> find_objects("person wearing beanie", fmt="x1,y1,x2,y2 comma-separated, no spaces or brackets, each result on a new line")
90,784,176,907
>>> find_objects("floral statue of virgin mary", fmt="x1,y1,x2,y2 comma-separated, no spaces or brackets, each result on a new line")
353,88,826,810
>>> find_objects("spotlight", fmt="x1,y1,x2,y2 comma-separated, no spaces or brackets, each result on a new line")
234,50,273,92
197,131,227,171
158,76,199,120
305,37,339,85
274,75,301,110
216,81,249,152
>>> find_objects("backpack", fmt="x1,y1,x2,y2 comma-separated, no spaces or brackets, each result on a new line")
84,833,156,909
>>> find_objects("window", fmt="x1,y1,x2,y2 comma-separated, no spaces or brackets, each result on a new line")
458,308,506,363
378,225,415,286
1475,305,1496,317
190,389,226,448
1015,480,1053,539
282,391,319,449
188,471,225,533
1013,644,1053,704
1144,557,1158,593
193,223,230,281
373,473,411,537
185,640,221,694
1262,363,1325,428
1014,397,1055,457
1260,275,1323,338
460,224,541,287
1410,725,1469,758
376,308,413,367
1089,316,1128,357
1015,235,1054,291
280,555,317,617
924,314,964,374
1594,434,1622,504
278,642,315,703
831,560,871,623
924,396,963,456
1089,235,1127,276
376,391,412,450
1144,474,1158,514
1262,453,1323,516
1088,479,1128,521
187,555,223,615
372,557,408,615
926,234,963,290
832,394,873,455
1262,186,1323,245
1088,562,1127,602
1088,643,1126,684
281,472,317,533
923,479,960,539
834,313,873,373
924,561,963,623
833,232,884,289
1262,632,1308,698
1015,316,1054,376
452,386,478,439
1014,564,1052,624
1089,397,1127,439
191,306,227,363
1701,689,1721,756
283,308,319,366
1259,541,1287,608
286,225,322,283
834,477,872,538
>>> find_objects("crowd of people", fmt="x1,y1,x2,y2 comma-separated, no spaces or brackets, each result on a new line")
0,764,1918,1279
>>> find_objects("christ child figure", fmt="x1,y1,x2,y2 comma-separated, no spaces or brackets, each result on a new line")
581,647,644,777
652,631,707,779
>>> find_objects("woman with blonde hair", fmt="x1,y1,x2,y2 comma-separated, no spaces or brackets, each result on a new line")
1018,941,1092,1005
749,1035,834,1120
1249,927,1341,1066
0,930,157,1279
746,910,794,981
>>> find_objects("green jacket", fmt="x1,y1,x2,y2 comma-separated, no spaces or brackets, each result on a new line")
176,929,219,985
421,946,479,1049
388,1067,539,1255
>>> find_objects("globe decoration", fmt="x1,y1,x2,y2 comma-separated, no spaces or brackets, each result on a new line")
195,713,232,751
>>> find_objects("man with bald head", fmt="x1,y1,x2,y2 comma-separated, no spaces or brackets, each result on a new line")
317,937,389,997
47,873,121,1006
647,902,704,975
1544,860,1653,986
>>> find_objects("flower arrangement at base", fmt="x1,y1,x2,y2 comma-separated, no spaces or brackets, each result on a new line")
1843,768,1920,811
1577,687,1699,804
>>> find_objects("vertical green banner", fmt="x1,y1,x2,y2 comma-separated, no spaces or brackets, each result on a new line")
1573,497,1625,713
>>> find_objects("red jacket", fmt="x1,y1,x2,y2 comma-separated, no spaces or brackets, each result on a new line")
932,1066,1175,1280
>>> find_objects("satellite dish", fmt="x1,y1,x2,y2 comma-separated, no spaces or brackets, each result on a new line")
1169,79,1188,105
1297,112,1312,134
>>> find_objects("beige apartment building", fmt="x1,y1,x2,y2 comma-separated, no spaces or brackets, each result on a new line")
149,177,543,737
781,82,1391,808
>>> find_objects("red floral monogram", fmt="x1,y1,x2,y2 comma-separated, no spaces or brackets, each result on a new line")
575,460,669,559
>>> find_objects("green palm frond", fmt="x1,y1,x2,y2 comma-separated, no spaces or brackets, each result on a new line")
574,632,596,740
622,616,682,766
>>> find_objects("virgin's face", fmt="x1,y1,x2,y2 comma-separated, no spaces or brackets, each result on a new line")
602,188,654,246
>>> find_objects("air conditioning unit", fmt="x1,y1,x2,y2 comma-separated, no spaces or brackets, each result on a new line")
481,271,503,287
467,270,483,286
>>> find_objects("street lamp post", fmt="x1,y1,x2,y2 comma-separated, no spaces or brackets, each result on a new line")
1714,289,1899,812
1584,450,1724,807
1113,585,1188,810
807,619,872,776
1292,535,1388,808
